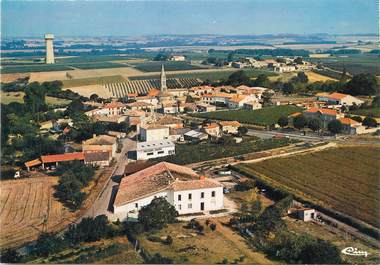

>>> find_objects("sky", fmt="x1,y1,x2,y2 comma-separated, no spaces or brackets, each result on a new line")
1,0,378,37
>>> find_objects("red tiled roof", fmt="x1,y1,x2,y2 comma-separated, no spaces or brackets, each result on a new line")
203,123,219,129
104,102,125,109
25,159,42,168
328,92,348,100
171,179,223,191
339,117,360,125
41,152,84,163
219,121,241,127
305,108,338,116
148,88,161,97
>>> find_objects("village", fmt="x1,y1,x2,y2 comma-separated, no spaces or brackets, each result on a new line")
1,2,380,262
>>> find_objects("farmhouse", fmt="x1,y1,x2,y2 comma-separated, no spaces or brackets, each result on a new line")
113,162,224,220
184,129,209,142
24,152,89,171
86,102,127,117
202,123,221,137
243,101,262,110
316,92,364,106
219,121,241,134
339,117,366,135
197,103,217,112
133,140,175,160
296,208,316,222
84,151,111,167
139,124,170,142
227,95,253,109
303,107,344,128
169,55,186,61
82,134,117,157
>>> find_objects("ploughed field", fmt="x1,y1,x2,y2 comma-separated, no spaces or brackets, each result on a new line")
235,146,380,228
0,176,71,248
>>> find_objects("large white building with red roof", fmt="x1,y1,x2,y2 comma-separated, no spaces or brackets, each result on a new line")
316,92,364,106
113,162,224,220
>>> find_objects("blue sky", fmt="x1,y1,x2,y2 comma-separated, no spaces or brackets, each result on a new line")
1,0,378,37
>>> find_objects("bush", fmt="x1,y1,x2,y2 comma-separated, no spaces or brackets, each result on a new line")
31,233,66,257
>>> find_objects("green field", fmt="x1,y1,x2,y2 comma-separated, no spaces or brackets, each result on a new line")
62,75,127,88
234,146,380,227
307,54,380,75
193,105,303,126
131,61,206,72
1,91,71,106
1,64,73,74
129,69,277,82
69,62,127,69
155,137,293,165
349,107,380,118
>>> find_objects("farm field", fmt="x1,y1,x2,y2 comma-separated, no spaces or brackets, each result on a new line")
305,71,337,82
1,91,72,105
307,54,380,75
234,146,380,228
131,61,206,72
193,105,303,126
155,137,294,165
1,64,73,74
130,68,277,81
137,217,275,264
0,176,73,248
62,75,127,88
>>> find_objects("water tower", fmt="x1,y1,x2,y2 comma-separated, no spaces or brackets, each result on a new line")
44,34,55,64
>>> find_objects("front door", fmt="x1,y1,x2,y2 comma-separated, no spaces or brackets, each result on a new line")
200,202,204,211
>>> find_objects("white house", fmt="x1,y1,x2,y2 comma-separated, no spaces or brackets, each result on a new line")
139,124,170,142
113,162,224,220
134,140,175,160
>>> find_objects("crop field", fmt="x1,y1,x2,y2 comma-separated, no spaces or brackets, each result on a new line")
70,62,127,69
1,64,73,74
0,176,72,248
307,54,380,75
129,68,277,81
1,91,72,105
62,75,127,88
155,137,293,165
131,61,206,72
305,71,337,82
235,146,380,227
193,105,303,126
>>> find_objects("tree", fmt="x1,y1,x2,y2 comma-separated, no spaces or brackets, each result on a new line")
89,94,99,101
282,82,295,95
343,73,379,96
138,197,178,231
295,72,308,83
371,95,380,107
299,238,342,264
350,116,363,123
308,119,321,132
31,233,65,257
253,74,270,87
23,82,47,116
294,57,303,64
327,120,342,134
237,126,248,136
261,91,274,106
293,115,307,130
277,116,289,128
226,70,250,86
0,249,22,263
362,116,377,127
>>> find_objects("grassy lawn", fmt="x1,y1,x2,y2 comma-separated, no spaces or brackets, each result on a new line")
157,137,294,165
1,91,71,105
349,107,380,118
62,75,127,88
193,105,303,126
138,219,275,264
234,146,380,227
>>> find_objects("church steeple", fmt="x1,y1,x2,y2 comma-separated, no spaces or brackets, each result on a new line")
160,64,167,92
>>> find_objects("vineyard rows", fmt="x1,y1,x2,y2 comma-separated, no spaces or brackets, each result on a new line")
105,78,202,98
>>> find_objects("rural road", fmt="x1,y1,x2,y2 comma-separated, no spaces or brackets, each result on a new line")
82,137,136,219
247,128,333,142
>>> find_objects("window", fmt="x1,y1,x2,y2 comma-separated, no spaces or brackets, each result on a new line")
147,152,154,156
178,194,181,201
135,203,138,208
211,191,215,197
157,150,164,154
178,204,181,210
188,203,192,209
188,193,192,200
201,192,204,198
